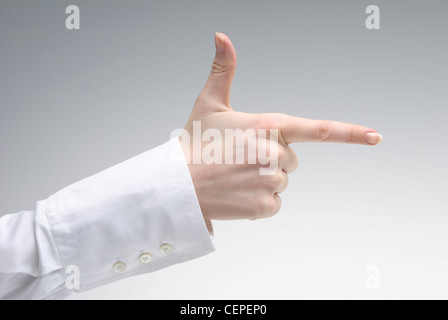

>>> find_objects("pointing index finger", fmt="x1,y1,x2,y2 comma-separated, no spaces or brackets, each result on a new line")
278,114,383,145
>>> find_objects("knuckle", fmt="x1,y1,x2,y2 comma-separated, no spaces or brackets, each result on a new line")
348,125,358,143
272,196,282,216
210,60,227,75
272,172,285,187
266,198,277,216
255,196,276,219
283,146,299,173
276,147,286,162
275,173,288,195
315,120,331,141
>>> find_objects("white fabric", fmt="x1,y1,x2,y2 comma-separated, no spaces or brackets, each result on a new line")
0,138,215,300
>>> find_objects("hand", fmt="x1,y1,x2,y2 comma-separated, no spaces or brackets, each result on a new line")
181,33,382,221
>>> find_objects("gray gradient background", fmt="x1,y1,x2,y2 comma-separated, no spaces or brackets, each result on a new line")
1,0,447,299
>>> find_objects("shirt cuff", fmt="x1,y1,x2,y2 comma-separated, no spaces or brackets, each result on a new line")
43,138,214,292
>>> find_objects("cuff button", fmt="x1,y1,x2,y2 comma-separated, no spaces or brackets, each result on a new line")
139,253,152,264
159,243,174,255
113,261,127,273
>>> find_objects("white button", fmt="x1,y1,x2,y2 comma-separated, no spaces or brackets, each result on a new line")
113,261,127,273
139,253,152,264
159,243,174,254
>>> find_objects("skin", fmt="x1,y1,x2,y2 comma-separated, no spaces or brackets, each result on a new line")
181,33,382,221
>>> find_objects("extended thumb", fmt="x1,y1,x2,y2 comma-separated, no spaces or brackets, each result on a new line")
200,33,237,108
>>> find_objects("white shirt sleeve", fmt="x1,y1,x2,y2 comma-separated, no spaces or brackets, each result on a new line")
0,138,215,300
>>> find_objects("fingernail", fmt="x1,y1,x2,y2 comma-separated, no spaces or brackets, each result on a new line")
215,32,225,53
365,132,383,145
